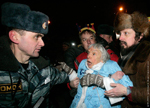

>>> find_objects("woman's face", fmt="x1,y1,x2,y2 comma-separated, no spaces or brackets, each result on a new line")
87,46,103,68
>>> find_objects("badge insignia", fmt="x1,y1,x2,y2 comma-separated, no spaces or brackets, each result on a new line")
42,22,47,29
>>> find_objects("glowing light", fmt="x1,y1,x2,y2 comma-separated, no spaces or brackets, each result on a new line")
71,42,76,46
119,7,123,12
48,20,50,24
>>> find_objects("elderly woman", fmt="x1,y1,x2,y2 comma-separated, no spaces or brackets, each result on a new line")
70,43,133,108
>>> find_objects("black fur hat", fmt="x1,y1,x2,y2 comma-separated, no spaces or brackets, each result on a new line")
1,2,49,34
97,24,114,36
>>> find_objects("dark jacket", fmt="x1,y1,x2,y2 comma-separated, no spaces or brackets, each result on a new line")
64,46,85,71
0,36,69,108
121,41,150,108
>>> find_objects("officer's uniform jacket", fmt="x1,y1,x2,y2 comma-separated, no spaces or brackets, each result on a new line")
0,36,69,108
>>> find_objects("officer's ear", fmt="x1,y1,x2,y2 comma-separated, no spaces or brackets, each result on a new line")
9,30,20,44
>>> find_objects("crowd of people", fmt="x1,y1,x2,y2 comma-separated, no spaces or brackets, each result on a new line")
0,2,150,108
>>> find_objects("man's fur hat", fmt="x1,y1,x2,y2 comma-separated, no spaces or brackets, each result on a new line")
1,2,49,34
114,11,150,37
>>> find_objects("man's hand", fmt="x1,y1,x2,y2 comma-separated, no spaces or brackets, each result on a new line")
111,71,124,81
70,77,79,88
104,83,127,97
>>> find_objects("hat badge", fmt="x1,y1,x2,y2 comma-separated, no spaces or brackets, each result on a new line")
42,22,47,29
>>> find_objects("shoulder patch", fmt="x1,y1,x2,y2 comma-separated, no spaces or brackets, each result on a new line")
0,82,22,93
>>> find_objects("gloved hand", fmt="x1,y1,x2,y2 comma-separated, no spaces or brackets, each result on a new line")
80,73,104,88
55,62,73,75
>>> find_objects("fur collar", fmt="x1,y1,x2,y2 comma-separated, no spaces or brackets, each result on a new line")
0,35,49,72
123,41,150,74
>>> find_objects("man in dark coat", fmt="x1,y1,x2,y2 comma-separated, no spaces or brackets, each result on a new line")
64,25,96,71
104,11,150,108
97,24,120,57
0,2,78,108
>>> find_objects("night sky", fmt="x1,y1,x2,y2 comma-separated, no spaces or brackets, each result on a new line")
1,0,150,62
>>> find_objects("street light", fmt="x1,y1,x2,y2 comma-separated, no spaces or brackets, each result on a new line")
114,6,125,15
119,7,123,12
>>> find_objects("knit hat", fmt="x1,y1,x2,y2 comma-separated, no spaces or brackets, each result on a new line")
77,23,96,34
97,24,114,36
114,11,150,37
1,2,49,34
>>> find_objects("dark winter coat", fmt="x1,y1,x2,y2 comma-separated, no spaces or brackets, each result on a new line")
0,36,69,108
64,45,85,71
121,41,150,108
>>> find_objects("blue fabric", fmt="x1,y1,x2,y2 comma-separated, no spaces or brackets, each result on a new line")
70,59,133,108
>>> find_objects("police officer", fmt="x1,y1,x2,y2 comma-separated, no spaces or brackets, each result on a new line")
0,2,78,108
